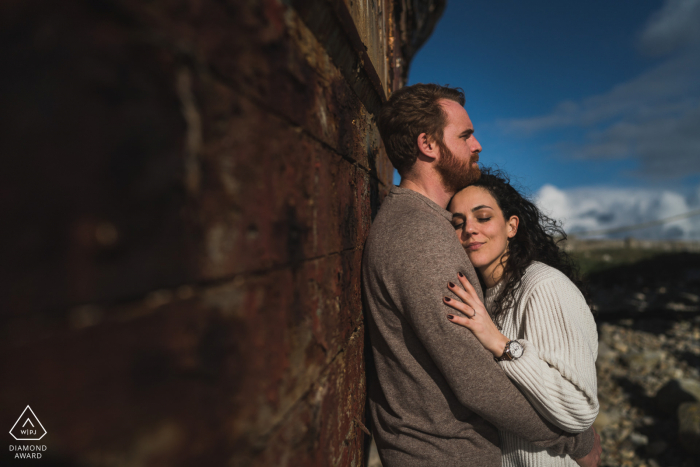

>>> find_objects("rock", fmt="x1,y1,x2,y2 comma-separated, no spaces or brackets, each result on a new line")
655,378,700,414
596,341,618,361
665,301,700,312
629,431,648,446
678,402,700,455
622,350,665,372
646,439,668,456
680,292,699,304
593,410,621,431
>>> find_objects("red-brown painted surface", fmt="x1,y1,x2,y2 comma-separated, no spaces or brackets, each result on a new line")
0,0,443,465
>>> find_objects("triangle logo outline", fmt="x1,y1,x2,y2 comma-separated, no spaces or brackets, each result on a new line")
9,406,47,441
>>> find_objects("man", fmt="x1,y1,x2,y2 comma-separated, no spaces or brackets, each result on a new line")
362,84,601,466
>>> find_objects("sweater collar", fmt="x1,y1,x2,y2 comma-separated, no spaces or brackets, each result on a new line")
485,279,506,302
389,186,453,222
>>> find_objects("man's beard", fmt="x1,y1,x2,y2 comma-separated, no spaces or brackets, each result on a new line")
434,140,481,194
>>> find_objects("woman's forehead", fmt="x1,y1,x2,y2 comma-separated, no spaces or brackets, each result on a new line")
450,186,496,212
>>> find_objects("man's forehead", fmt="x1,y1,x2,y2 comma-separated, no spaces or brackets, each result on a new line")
439,99,472,129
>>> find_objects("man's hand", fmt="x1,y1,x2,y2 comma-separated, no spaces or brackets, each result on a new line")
574,428,601,467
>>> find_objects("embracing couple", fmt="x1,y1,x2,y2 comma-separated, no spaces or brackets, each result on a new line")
362,84,601,467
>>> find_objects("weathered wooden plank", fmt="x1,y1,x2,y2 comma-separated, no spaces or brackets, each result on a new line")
0,54,375,317
192,83,374,279
0,248,364,464
231,325,367,467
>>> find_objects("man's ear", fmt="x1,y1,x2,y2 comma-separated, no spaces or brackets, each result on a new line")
416,132,438,161
507,216,519,238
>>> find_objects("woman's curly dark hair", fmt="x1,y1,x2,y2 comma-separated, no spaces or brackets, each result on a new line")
456,168,590,324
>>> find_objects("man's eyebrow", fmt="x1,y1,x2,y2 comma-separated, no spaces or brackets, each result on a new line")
472,205,492,212
459,128,474,138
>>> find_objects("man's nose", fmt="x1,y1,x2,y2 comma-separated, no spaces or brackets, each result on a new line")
470,136,482,154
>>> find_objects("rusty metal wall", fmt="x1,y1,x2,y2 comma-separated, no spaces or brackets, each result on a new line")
0,0,442,465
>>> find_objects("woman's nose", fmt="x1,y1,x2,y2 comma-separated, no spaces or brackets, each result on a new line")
464,220,478,235
460,222,476,239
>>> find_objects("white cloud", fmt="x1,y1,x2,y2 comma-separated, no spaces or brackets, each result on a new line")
500,0,700,180
639,0,700,56
535,184,700,240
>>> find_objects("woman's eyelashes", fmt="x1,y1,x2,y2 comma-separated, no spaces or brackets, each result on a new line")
452,217,491,230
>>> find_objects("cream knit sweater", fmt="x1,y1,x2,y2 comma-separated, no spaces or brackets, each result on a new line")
484,262,599,467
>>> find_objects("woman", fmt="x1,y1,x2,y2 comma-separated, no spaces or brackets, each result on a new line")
443,169,599,467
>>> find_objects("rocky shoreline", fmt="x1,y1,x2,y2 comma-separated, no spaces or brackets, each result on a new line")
589,250,700,466
595,317,700,466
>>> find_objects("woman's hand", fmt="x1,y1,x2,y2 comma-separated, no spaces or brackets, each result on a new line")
444,272,510,358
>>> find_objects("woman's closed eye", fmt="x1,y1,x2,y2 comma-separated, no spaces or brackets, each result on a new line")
453,217,491,230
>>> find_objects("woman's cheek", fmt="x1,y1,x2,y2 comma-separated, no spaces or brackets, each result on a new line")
467,250,482,266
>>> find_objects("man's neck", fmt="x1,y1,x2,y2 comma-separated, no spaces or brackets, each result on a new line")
399,178,453,209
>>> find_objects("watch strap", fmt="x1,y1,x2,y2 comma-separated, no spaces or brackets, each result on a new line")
495,340,518,362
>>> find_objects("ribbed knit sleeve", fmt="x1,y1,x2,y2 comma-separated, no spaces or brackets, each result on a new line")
496,266,599,433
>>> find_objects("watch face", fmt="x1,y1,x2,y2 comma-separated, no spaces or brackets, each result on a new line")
509,341,524,359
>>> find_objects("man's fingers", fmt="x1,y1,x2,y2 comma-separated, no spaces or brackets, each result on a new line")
575,427,602,467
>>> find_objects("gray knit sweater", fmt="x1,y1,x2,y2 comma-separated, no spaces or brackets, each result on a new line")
362,186,594,467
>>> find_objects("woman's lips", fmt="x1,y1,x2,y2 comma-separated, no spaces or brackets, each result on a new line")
466,242,484,251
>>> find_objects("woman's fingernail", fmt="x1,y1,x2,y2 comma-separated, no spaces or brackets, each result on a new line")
458,272,464,278
444,297,451,302
447,314,454,320
448,282,455,288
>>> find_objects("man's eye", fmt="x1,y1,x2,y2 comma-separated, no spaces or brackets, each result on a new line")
453,223,464,230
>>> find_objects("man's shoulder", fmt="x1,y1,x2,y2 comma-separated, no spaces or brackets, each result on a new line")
364,195,467,282
370,191,454,241
366,199,456,264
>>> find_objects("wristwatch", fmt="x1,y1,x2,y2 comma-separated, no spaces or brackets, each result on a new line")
495,340,524,362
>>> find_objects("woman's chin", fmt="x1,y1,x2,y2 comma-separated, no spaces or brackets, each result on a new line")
466,253,485,269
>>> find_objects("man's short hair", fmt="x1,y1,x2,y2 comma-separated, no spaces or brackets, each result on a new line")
377,83,465,176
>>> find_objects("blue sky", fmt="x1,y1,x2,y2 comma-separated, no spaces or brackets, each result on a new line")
397,0,700,239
